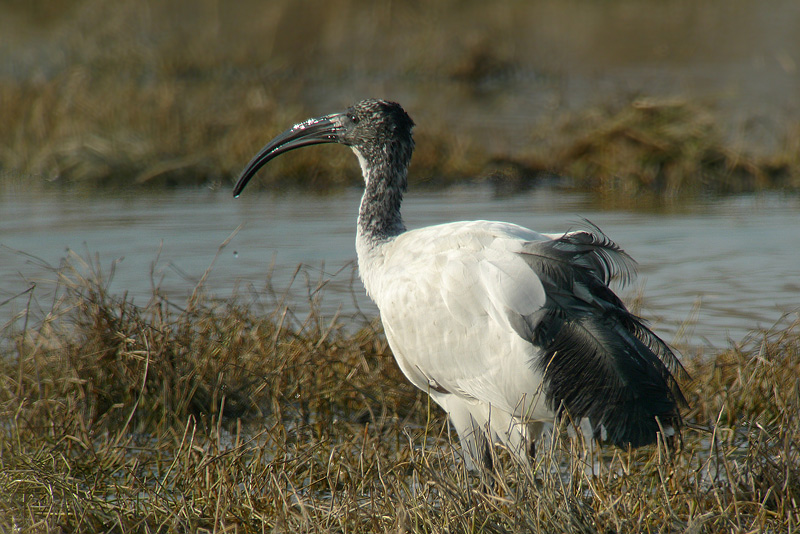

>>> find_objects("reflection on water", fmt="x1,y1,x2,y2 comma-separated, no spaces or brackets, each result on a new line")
1,187,798,351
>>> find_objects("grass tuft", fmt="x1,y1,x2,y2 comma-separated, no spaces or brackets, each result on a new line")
1,253,799,532
545,98,797,198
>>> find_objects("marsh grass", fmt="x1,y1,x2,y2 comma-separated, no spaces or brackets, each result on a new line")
2,0,798,197
549,98,776,197
1,252,799,532
6,67,797,197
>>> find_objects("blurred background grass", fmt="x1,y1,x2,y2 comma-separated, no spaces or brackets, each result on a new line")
1,0,798,196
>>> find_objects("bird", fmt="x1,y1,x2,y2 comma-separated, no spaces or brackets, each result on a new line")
233,99,687,471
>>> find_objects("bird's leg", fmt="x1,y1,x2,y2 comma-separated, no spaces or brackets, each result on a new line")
482,440,495,472
526,421,544,463
477,441,498,494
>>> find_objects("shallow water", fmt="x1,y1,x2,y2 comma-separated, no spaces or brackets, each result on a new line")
1,187,798,351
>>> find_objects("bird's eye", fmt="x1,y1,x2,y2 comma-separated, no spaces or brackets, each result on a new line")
348,113,359,124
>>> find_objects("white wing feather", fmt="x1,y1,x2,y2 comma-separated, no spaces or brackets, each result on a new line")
370,221,554,422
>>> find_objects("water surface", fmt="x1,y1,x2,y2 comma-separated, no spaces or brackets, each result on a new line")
2,188,798,351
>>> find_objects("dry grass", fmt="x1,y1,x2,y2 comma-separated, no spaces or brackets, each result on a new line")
545,98,800,199
2,0,798,197
1,252,799,533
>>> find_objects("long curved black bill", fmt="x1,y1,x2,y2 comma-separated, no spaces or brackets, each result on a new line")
233,114,344,197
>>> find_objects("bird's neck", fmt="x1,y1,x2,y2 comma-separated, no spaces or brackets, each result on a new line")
353,150,407,304
355,151,407,244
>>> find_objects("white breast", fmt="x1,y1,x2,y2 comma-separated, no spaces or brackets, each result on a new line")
356,220,555,421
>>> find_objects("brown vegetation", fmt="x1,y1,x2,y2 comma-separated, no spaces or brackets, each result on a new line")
1,253,798,532
1,0,798,196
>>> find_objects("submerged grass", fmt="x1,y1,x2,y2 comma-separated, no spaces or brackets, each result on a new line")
1,253,799,533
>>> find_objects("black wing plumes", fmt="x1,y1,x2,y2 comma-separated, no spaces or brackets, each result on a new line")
519,222,687,448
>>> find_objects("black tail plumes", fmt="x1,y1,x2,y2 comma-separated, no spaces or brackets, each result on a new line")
522,224,687,447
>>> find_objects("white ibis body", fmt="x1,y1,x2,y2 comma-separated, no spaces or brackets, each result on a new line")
234,99,686,470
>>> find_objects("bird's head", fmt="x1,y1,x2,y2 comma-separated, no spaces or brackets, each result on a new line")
233,99,415,197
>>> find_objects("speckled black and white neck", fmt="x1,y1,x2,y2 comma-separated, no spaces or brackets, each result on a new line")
347,100,415,244
355,150,409,242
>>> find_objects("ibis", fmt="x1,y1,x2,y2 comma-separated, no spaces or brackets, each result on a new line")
233,99,686,470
